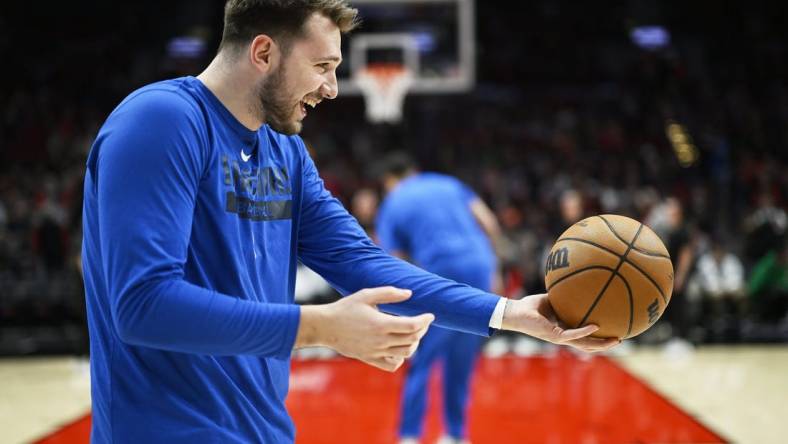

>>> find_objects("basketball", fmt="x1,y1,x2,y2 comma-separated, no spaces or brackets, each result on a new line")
545,215,674,339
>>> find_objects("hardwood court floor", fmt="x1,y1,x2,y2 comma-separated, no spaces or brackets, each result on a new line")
2,346,787,443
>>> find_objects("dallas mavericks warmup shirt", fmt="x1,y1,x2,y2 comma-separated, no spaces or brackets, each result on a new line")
376,173,496,276
81,77,501,443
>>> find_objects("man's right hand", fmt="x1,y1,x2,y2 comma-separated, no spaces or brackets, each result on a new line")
296,287,435,372
501,293,620,353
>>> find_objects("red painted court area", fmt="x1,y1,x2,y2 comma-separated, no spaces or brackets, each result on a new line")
35,353,726,444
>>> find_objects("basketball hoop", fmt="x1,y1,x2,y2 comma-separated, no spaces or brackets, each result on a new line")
354,63,413,124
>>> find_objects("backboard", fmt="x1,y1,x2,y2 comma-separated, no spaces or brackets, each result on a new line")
338,0,476,96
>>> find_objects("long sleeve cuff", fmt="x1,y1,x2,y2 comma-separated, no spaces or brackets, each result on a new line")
489,297,508,330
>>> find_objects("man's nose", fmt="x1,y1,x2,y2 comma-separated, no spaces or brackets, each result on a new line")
320,71,339,99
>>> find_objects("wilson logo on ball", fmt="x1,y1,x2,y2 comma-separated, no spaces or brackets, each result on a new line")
545,247,570,275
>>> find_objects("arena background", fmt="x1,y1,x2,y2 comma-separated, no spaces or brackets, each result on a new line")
1,1,787,443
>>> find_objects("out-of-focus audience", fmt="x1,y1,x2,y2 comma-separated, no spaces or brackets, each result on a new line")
2,1,787,353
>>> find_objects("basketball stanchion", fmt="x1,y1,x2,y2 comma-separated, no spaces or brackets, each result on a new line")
354,63,413,124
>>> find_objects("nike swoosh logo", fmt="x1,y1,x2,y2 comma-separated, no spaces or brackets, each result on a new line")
241,149,252,162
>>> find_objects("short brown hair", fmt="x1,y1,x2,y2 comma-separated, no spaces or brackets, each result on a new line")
219,0,360,54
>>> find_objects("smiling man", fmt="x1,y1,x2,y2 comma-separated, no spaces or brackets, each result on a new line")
81,1,618,443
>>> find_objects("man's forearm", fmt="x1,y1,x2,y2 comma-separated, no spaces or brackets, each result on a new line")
113,279,300,358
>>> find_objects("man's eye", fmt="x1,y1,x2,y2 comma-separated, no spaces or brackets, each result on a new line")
317,63,330,73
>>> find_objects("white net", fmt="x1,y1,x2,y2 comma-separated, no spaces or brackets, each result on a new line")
355,65,413,124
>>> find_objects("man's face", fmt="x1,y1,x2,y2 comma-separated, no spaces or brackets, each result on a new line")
256,13,342,135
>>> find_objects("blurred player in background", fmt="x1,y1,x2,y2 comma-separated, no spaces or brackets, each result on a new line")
81,1,618,442
375,153,503,444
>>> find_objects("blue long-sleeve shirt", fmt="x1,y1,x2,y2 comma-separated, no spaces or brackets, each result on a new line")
376,173,496,275
82,76,500,443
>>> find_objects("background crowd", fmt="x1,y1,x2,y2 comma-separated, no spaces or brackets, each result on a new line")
1,1,786,354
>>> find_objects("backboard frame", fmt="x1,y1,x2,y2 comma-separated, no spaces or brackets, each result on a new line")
338,0,476,95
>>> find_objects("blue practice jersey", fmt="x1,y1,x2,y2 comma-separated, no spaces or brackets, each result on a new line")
376,173,496,274
81,77,500,443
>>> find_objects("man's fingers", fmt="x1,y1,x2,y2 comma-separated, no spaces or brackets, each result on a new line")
386,320,431,347
415,323,431,339
556,324,599,342
365,357,393,372
366,356,405,372
387,331,423,347
385,312,435,334
383,356,405,370
385,343,419,358
356,287,413,305
550,323,621,352
566,336,620,352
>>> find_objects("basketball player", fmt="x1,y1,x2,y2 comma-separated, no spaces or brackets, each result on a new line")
81,1,619,442
374,153,500,444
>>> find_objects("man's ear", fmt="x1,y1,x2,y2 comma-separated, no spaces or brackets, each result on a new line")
248,34,279,74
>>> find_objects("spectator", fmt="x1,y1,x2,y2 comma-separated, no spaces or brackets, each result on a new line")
350,187,379,239
747,238,788,324
687,234,746,341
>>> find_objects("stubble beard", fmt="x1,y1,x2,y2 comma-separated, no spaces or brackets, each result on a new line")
255,63,302,136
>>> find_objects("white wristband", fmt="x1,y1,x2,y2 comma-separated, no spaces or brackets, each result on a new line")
489,297,508,330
